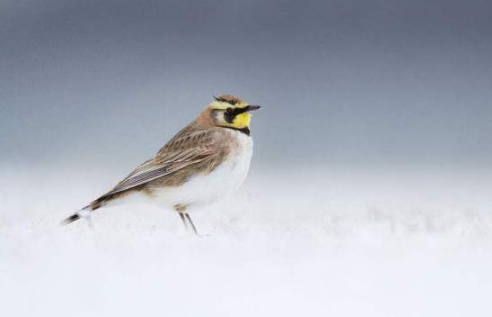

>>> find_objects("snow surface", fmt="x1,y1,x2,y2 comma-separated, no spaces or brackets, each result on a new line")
1,165,491,316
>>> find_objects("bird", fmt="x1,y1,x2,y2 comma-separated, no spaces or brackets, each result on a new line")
62,95,260,235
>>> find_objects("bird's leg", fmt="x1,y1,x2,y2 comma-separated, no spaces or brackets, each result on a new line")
178,212,189,231
175,204,195,234
185,213,198,236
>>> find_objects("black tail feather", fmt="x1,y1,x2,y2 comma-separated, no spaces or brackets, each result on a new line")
61,203,99,225
61,213,81,225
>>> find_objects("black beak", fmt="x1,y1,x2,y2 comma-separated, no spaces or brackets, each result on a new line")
247,105,261,111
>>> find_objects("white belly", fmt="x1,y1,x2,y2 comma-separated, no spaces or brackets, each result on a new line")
150,131,253,210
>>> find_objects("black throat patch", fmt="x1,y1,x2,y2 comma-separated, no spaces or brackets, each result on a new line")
224,126,250,136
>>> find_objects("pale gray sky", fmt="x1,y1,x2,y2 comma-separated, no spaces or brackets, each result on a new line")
1,0,491,169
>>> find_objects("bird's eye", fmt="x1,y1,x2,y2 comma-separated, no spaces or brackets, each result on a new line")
225,107,233,114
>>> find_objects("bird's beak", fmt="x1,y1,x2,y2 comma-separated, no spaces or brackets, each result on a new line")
247,105,261,111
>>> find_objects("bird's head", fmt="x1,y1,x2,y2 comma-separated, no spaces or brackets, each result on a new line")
207,95,261,132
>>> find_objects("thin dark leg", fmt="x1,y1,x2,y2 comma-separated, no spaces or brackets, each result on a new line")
185,213,198,235
179,212,189,231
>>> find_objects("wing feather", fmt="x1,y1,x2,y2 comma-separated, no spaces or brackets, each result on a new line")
99,129,224,198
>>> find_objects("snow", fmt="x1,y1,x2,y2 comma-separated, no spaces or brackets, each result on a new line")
1,165,491,316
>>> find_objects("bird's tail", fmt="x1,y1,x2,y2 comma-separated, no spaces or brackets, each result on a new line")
61,212,81,225
61,196,109,225
61,193,119,225
61,205,93,225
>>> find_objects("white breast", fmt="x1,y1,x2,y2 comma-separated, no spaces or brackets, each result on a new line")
150,130,253,210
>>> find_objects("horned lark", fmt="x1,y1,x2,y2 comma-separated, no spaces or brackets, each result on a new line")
62,95,260,234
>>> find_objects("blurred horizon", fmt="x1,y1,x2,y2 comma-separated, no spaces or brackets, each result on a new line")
1,0,491,170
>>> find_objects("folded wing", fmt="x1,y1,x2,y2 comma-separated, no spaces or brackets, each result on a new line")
96,129,224,200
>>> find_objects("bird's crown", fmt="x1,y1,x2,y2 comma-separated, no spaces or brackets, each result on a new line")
210,95,247,109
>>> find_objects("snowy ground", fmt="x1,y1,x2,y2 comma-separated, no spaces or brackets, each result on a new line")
1,165,491,316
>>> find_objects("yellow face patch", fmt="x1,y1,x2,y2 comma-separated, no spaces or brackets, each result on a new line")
213,106,253,129
232,112,252,129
